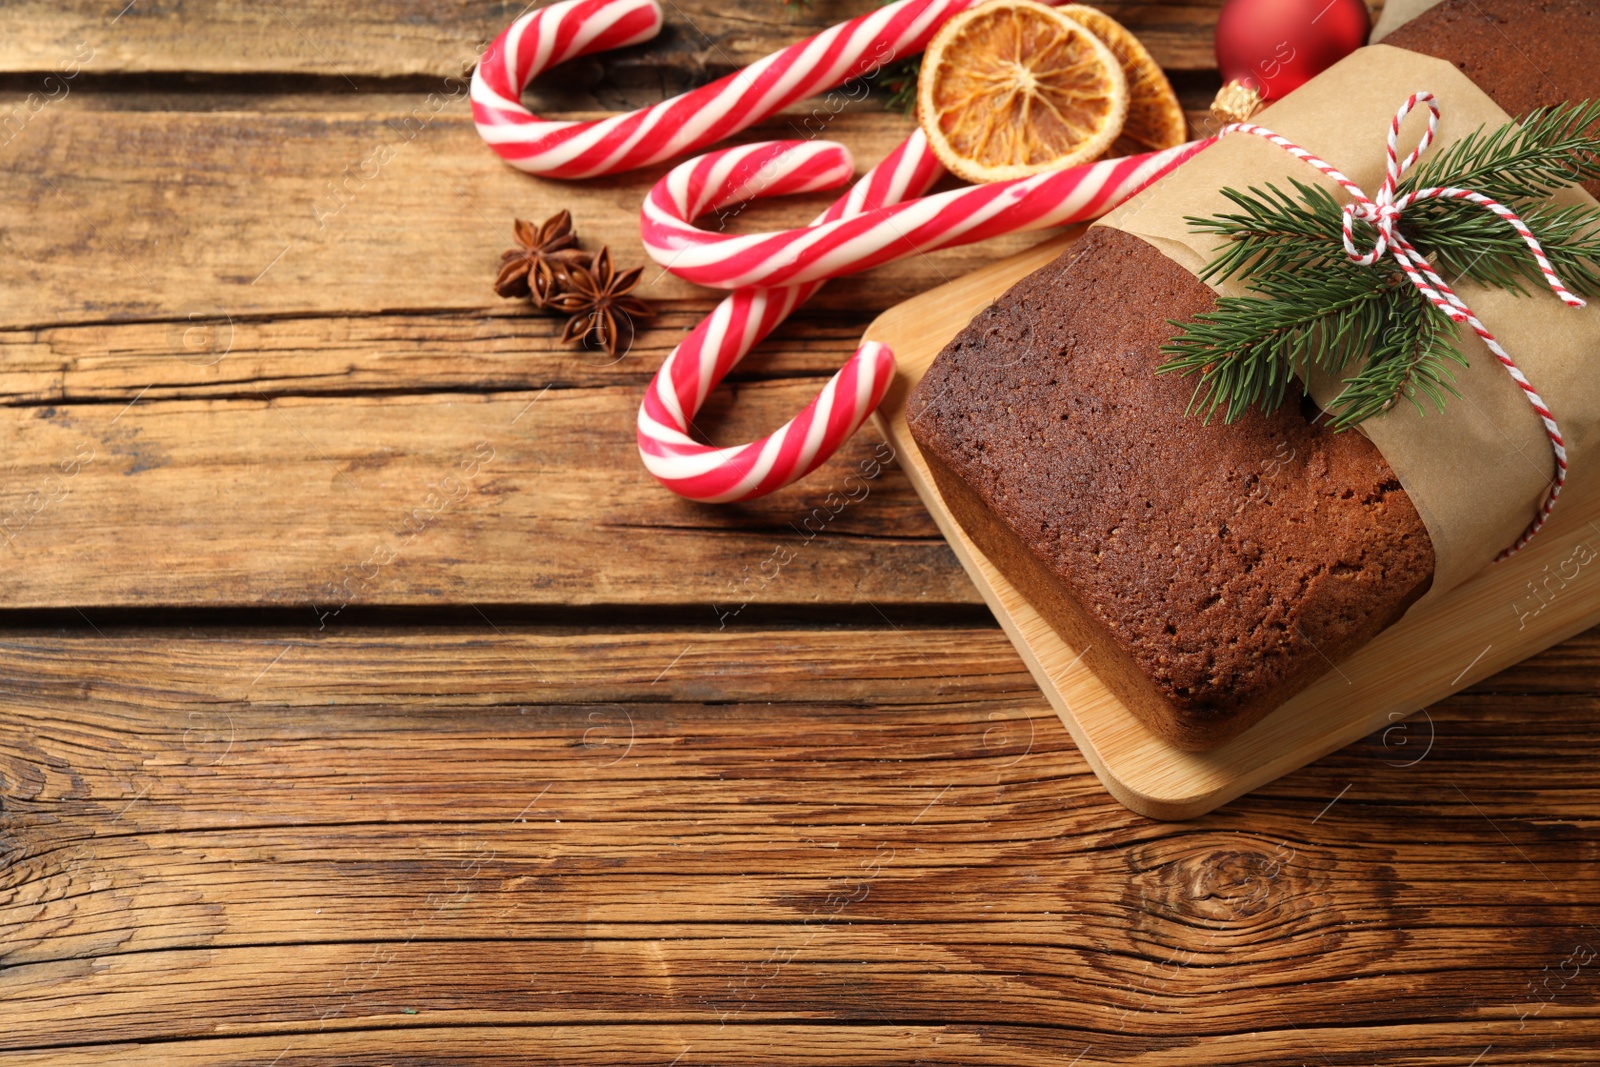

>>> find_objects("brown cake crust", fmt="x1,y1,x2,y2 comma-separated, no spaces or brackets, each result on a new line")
907,0,1597,749
1388,0,1600,197
907,227,1435,750
902,0,1600,751
1386,1,1600,146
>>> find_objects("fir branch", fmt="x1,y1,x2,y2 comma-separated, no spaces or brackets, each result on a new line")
1157,264,1398,423
1406,199,1600,297
873,56,920,115
1188,179,1351,282
1324,288,1464,428
1163,99,1600,429
1399,100,1600,203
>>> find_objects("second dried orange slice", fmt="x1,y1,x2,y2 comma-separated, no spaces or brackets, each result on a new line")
1059,4,1187,157
917,0,1128,184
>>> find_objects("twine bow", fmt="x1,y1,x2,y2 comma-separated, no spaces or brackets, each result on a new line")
1223,92,1586,558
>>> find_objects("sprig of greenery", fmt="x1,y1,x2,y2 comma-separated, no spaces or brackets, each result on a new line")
1323,283,1464,428
1160,262,1400,423
873,56,921,115
1401,100,1600,203
1405,198,1600,297
1186,179,1352,283
1159,99,1600,428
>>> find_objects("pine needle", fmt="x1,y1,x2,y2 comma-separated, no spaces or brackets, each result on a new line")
1324,290,1464,428
874,56,920,115
1400,100,1600,203
1188,179,1351,282
1160,98,1600,428
1407,199,1600,297
1158,264,1397,424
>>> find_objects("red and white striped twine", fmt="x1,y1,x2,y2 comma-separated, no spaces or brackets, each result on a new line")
1223,92,1586,558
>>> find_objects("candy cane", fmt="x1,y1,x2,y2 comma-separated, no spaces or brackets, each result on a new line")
637,132,944,502
472,0,1033,179
474,0,1214,501
642,137,1215,288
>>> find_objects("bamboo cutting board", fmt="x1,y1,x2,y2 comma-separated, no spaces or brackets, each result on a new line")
865,230,1600,820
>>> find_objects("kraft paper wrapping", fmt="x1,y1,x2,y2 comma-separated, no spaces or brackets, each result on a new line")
1371,0,1443,43
1097,44,1600,602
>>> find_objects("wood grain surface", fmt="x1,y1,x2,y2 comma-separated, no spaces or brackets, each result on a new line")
0,0,1595,1062
3,626,1598,1063
0,1,1225,79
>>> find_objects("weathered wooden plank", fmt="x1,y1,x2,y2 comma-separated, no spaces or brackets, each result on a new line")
0,1,1225,82
0,97,1230,333
0,382,977,608
0,97,1211,403
0,104,1220,403
0,309,874,404
1,624,1597,705
1,626,1597,1059
1,936,1595,1047
0,1024,1595,1067
0,104,1066,327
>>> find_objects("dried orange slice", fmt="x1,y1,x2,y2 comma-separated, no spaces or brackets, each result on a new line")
1060,4,1187,157
917,0,1129,184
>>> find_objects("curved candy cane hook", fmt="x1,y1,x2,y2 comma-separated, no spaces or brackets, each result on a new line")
642,137,1215,288
472,0,1003,179
637,135,944,502
636,136,1216,500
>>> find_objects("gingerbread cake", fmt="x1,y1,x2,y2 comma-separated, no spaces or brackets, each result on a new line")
907,0,1600,750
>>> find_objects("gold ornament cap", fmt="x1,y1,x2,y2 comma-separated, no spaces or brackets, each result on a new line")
1211,79,1263,124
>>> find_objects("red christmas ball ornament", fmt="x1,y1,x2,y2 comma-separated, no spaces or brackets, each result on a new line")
1212,0,1371,122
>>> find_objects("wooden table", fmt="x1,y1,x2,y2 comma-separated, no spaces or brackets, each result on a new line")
1,1,1596,1062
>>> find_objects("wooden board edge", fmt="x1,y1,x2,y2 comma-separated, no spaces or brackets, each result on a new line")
864,232,1600,821
871,409,1213,819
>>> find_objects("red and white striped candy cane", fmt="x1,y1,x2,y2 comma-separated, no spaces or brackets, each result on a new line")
1222,92,1585,556
637,133,944,502
636,137,1210,499
472,0,1021,179
641,137,1214,288
473,0,1212,501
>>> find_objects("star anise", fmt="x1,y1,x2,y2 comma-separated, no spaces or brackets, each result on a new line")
495,210,585,307
549,247,655,358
